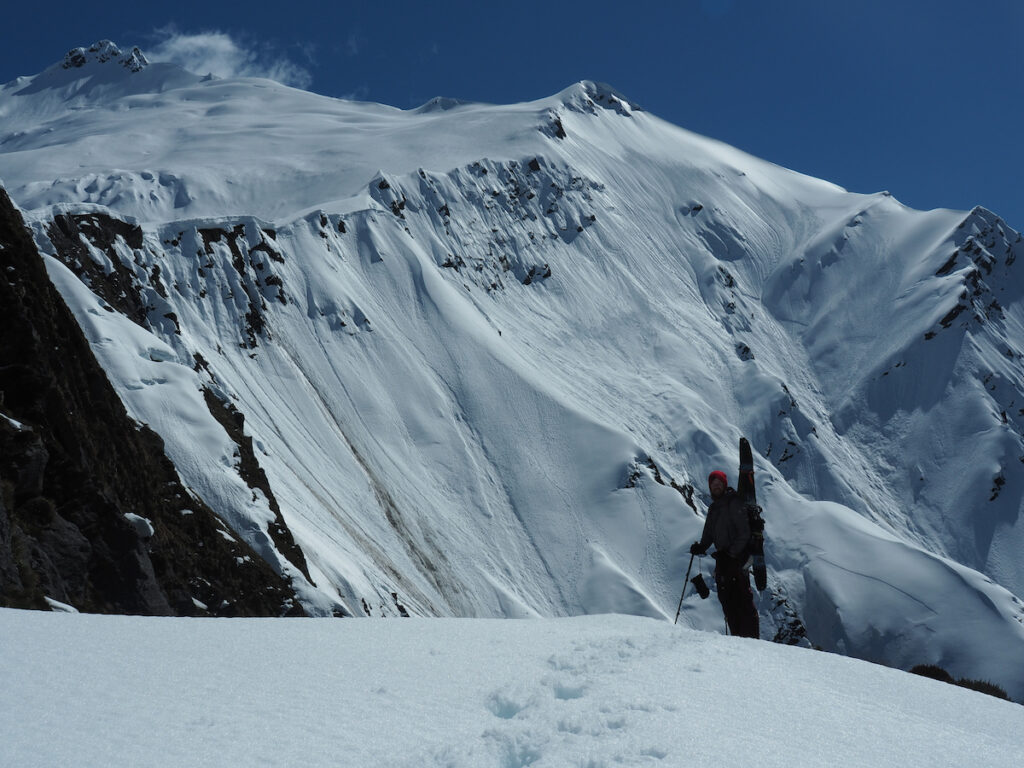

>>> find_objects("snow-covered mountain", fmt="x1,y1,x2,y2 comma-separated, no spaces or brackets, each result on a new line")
2,41,1023,699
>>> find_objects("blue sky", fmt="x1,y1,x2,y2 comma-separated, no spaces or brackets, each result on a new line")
2,0,1022,225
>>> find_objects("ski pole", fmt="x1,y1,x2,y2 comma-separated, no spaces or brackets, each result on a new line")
674,553,696,625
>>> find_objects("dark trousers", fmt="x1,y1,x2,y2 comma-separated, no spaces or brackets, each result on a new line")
715,562,759,639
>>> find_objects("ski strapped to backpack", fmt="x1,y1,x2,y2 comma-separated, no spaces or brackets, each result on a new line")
737,437,767,591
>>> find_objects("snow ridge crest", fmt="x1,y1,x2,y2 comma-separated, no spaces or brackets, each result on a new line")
557,80,641,116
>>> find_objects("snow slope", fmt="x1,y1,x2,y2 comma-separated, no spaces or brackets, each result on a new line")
2,42,1023,698
1,608,1020,767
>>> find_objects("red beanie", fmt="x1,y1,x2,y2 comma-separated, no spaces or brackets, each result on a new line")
708,470,728,490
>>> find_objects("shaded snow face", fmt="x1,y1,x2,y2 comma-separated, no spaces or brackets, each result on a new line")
3,44,1024,700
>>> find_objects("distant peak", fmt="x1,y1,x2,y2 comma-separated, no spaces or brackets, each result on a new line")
413,96,472,113
61,41,149,74
554,81,641,116
579,81,639,107
10,40,197,101
955,205,1013,239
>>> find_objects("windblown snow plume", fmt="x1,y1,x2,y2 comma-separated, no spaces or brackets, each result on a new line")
147,28,312,87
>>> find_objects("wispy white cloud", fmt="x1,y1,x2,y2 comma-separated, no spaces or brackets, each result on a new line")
148,27,313,89
340,85,369,101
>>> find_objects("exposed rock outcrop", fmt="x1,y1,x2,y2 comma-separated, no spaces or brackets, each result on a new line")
0,187,303,615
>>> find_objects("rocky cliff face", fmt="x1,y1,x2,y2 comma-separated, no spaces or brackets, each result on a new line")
0,187,304,615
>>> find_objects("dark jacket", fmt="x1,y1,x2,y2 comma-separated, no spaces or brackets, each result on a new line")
698,487,751,562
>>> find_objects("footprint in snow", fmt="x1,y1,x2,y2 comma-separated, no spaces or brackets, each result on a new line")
547,679,588,700
486,689,532,720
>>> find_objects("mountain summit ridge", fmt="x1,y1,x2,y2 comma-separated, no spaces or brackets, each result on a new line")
59,40,149,73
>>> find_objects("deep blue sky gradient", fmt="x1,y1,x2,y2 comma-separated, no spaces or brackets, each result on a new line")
3,0,1022,224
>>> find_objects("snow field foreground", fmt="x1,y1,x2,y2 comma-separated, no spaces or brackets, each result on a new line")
2,609,1020,767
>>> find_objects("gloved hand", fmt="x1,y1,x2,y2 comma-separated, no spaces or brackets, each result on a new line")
690,541,707,556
